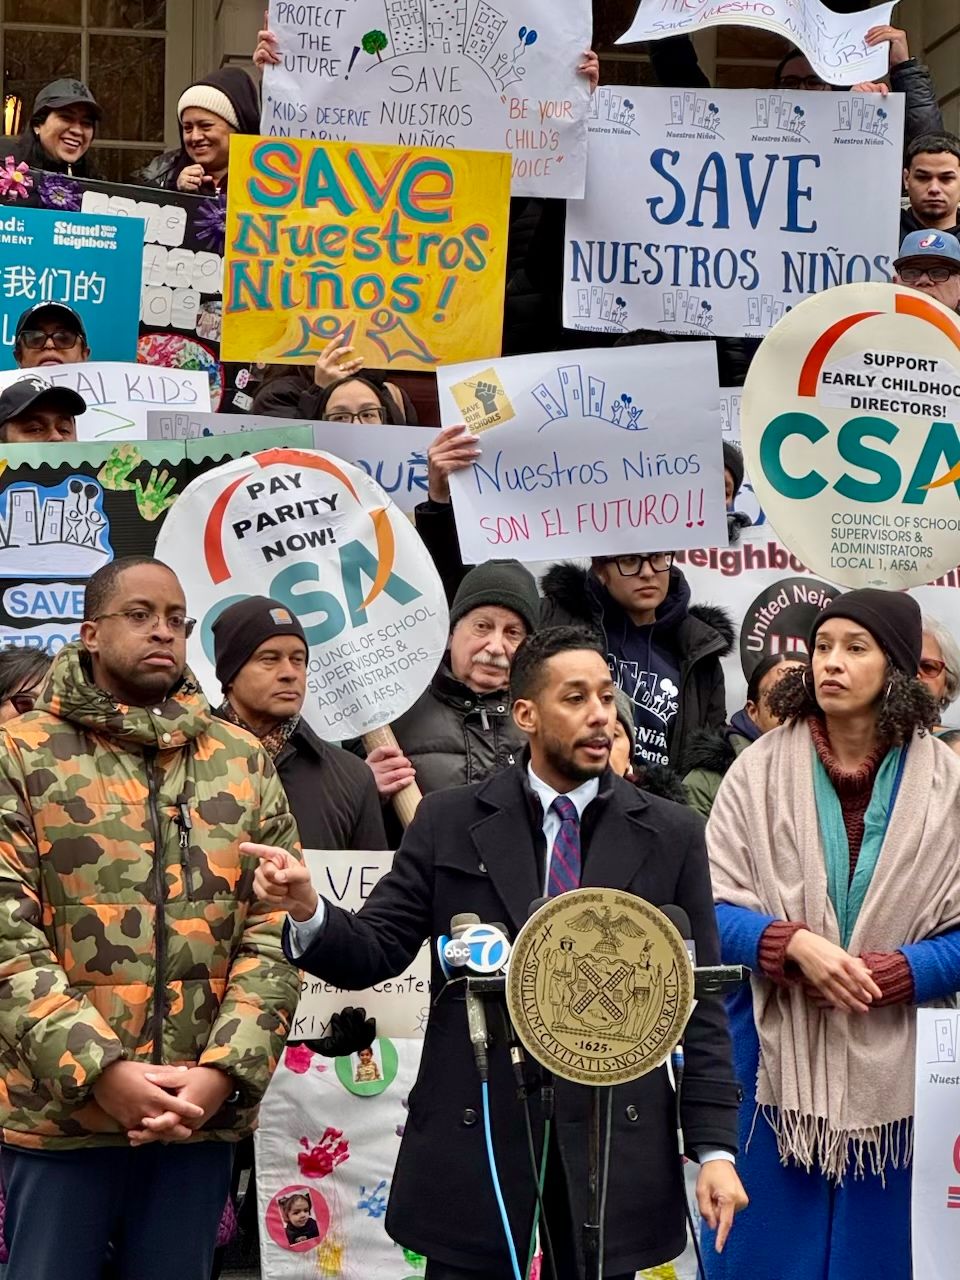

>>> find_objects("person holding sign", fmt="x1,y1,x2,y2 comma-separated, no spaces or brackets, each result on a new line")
13,302,90,370
364,560,539,823
7,79,101,178
249,625,747,1279
706,589,960,1280
147,68,260,194
212,595,386,851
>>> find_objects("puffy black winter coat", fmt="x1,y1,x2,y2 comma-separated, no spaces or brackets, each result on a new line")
540,563,734,767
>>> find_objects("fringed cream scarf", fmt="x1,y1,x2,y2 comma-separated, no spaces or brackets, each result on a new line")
707,720,960,1182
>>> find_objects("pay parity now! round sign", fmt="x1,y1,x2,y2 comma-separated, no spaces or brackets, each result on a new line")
742,283,960,590
155,448,449,738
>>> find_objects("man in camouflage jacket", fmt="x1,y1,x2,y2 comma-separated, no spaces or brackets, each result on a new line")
0,555,302,1280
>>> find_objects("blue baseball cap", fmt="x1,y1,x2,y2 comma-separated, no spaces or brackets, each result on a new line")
895,230,960,271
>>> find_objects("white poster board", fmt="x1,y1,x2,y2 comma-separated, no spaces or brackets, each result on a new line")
154,448,449,736
289,849,431,1044
913,1007,960,1280
438,344,726,562
618,0,895,87
0,362,211,441
261,0,591,197
565,87,904,340
146,410,434,514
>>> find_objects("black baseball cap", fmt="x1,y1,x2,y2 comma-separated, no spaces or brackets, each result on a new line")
14,302,87,344
31,79,101,121
0,376,86,428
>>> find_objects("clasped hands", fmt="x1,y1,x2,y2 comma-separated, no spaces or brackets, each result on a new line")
92,1060,233,1147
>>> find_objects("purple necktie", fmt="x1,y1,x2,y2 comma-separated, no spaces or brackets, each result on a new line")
548,795,582,897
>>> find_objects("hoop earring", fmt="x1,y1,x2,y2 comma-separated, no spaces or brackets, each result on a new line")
802,666,815,699
882,679,893,707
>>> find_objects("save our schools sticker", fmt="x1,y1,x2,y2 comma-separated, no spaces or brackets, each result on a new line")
450,367,516,434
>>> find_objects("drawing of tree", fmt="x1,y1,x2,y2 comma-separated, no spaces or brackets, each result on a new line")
362,29,389,62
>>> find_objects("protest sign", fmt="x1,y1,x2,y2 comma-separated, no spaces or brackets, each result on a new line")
290,850,430,1044
261,0,591,199
439,344,726,562
0,363,211,442
675,524,960,718
0,172,247,410
0,205,142,369
147,410,434,515
256,1037,424,1279
618,0,894,87
913,1007,960,1280
221,135,510,371
154,448,449,734
564,87,903,340
741,282,960,589
0,429,315,652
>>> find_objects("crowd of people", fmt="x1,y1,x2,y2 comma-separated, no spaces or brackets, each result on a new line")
0,12,959,1280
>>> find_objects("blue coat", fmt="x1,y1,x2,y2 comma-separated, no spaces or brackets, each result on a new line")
704,902,960,1280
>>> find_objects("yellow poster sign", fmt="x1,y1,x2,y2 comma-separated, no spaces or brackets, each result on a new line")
221,136,511,371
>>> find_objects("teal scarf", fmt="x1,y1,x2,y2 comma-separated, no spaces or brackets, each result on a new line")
812,744,907,948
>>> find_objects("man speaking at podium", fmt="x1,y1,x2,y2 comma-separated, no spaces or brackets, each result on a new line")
248,626,747,1278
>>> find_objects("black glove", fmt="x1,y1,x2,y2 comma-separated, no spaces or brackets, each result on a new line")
305,1006,376,1058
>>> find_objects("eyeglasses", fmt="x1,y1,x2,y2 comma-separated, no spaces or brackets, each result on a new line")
19,329,81,351
322,407,386,425
919,657,948,678
776,75,829,90
601,552,675,577
898,266,960,284
94,608,196,637
6,689,40,715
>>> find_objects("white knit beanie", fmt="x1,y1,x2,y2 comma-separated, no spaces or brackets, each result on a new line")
177,85,239,129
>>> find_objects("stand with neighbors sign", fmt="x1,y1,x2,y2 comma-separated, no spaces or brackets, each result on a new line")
261,0,592,198
564,87,904,340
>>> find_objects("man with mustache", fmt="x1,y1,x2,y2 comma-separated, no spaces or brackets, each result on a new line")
249,626,746,1278
364,560,540,808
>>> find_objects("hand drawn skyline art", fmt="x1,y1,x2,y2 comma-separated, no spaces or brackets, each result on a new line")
0,476,111,576
532,361,646,433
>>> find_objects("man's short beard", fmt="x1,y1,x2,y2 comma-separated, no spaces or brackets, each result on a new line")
541,733,607,785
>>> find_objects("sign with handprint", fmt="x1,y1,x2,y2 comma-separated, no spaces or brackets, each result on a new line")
565,87,903,341
155,448,449,735
619,0,894,87
438,343,726,562
260,0,591,198
222,136,510,370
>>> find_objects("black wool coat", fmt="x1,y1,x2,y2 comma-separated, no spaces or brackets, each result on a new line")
288,762,739,1274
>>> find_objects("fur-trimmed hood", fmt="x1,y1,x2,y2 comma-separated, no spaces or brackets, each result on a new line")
680,725,753,777
539,561,735,659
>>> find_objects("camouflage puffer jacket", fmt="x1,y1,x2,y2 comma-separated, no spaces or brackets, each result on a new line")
0,643,302,1150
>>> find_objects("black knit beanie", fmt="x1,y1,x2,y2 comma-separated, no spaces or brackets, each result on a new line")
809,588,921,678
449,560,540,635
722,442,744,498
213,595,308,691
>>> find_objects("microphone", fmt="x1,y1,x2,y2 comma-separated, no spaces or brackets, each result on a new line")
451,912,491,1082
662,904,696,966
527,896,548,920
661,903,751,998
438,911,481,975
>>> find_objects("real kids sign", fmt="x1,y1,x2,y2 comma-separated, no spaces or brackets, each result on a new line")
221,135,510,370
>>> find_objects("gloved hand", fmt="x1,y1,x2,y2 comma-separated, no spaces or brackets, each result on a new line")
305,1007,376,1058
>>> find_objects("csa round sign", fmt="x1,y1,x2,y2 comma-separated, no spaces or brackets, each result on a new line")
742,283,960,589
155,447,449,738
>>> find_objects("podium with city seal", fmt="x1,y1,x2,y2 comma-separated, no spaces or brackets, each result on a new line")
506,888,695,1280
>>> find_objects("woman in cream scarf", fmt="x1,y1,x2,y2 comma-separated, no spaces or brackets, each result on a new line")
705,588,960,1280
